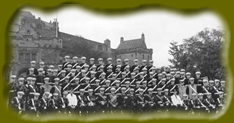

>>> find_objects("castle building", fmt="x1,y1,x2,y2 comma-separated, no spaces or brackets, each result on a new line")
9,11,153,77
113,33,153,65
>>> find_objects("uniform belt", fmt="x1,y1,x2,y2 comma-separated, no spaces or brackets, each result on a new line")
9,90,14,92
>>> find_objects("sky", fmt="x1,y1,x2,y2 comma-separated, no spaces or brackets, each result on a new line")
22,6,223,67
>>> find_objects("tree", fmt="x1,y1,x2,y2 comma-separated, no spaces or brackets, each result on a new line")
168,28,225,79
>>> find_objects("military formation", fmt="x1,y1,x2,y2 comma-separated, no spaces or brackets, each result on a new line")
8,56,226,117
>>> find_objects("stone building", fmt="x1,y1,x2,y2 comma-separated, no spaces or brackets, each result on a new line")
9,11,153,77
113,33,153,65
10,11,62,77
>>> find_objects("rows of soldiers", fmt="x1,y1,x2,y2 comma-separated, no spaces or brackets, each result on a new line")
8,56,226,116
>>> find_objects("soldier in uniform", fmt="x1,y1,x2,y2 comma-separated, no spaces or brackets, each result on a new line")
121,59,129,72
96,65,105,79
204,93,216,113
39,61,46,75
27,68,37,78
79,57,87,69
115,65,122,80
117,87,129,114
50,78,62,96
38,92,50,115
40,77,52,96
197,93,209,113
96,87,108,113
140,60,147,72
77,89,88,115
135,88,146,114
128,88,136,114
96,58,104,71
86,89,97,114
72,56,79,69
104,58,113,73
145,88,156,113
106,65,114,79
89,58,95,70
184,72,191,85
11,91,25,115
60,91,69,114
131,59,140,72
113,59,122,72
108,88,119,113
147,60,154,74
62,55,70,69
155,88,165,112
164,89,174,112
26,92,40,116
48,93,61,113
27,61,38,76
215,92,225,112
36,68,45,89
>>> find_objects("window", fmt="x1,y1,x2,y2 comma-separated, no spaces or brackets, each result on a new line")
32,53,37,61
19,53,24,62
25,53,30,61
143,54,144,59
148,55,150,60
98,45,102,51
131,54,133,57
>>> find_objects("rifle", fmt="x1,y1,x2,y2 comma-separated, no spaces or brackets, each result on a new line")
125,88,130,93
73,84,81,91
107,72,113,79
100,79,106,85
205,99,215,109
198,99,209,111
84,84,90,90
213,86,220,93
115,72,122,79
202,86,209,93
120,78,127,84
143,87,148,93
130,79,136,85
115,87,121,93
72,63,79,68
69,72,81,82
94,86,101,92
78,95,86,107
60,72,71,82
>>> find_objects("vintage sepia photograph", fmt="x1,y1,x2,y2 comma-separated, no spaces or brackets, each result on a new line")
6,6,227,120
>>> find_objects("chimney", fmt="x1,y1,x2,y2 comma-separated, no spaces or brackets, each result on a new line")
141,33,145,40
120,37,124,43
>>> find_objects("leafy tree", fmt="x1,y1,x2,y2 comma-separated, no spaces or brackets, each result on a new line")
168,28,225,79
